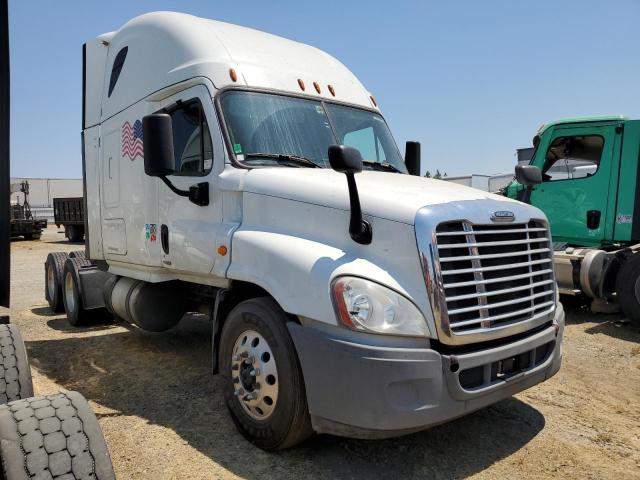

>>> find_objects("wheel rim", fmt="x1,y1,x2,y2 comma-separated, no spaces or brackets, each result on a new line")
634,276,640,303
231,329,279,420
64,272,75,313
47,264,56,300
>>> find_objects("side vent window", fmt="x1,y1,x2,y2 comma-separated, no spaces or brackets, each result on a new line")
108,46,128,97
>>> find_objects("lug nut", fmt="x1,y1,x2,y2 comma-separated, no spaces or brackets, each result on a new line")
240,351,249,358
231,364,239,371
244,392,257,400
249,356,256,364
250,369,260,377
254,383,261,390
234,388,244,397
233,354,240,362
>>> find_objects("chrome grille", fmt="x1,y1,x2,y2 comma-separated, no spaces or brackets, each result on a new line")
434,220,555,335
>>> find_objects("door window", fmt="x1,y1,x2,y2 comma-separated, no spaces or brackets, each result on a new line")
541,135,604,182
168,100,213,176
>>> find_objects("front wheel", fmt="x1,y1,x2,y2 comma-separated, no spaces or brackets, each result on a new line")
616,253,640,325
218,297,312,450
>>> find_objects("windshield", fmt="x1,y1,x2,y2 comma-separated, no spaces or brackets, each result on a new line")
220,91,407,172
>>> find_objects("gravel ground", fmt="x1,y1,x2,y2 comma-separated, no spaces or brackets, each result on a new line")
3,226,639,479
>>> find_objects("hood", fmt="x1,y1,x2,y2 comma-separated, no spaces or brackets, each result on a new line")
237,168,523,225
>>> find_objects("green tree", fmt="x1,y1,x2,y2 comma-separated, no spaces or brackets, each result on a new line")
434,169,442,179
424,170,431,178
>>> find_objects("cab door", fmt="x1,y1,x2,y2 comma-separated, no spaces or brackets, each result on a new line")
529,124,618,246
156,84,224,277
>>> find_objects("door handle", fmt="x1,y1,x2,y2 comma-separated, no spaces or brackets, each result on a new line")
161,224,169,254
587,210,601,230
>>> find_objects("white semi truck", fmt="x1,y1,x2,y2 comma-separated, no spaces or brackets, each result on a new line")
45,12,564,450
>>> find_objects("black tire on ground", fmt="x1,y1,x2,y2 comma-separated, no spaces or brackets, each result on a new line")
218,297,312,450
62,257,92,327
45,252,69,313
0,324,33,404
66,225,84,243
616,252,640,325
68,250,85,259
0,391,115,480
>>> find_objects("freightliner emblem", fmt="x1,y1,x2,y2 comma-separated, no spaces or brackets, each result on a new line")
491,210,515,222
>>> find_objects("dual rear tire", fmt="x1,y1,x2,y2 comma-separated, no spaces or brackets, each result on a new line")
616,252,640,324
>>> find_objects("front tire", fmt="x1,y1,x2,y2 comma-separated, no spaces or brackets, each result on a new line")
218,297,312,450
616,253,640,325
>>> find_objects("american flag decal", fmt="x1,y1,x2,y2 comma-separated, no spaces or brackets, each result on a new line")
122,119,144,160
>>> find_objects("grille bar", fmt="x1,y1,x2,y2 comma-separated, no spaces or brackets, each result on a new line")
440,247,551,263
437,237,549,249
440,258,551,276
443,269,553,288
434,220,555,335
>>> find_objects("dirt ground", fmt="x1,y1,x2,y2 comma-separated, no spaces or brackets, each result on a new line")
3,226,639,479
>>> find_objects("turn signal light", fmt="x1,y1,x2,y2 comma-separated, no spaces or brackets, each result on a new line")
229,68,238,82
313,82,321,93
217,245,228,256
328,84,336,96
370,95,377,107
297,78,305,91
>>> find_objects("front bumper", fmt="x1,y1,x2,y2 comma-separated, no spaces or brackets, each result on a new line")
288,302,564,439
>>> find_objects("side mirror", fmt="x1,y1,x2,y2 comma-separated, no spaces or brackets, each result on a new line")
328,145,371,245
405,141,421,176
328,144,363,174
515,165,542,186
143,114,176,177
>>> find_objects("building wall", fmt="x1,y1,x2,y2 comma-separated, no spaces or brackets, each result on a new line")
10,177,82,221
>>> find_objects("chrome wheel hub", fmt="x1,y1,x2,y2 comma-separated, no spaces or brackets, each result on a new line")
64,272,75,313
231,329,278,420
47,264,55,300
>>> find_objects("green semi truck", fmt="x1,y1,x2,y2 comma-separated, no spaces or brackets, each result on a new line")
505,115,640,324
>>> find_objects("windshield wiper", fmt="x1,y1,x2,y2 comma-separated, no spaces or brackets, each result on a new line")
243,152,321,168
361,160,403,173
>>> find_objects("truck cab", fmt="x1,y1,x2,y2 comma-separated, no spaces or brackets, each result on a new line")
45,12,564,450
506,116,640,322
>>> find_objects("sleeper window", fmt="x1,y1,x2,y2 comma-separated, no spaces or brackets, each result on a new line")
168,100,213,176
541,135,604,182
108,47,128,97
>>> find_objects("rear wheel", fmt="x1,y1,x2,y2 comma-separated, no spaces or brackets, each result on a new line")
616,253,640,325
218,297,312,450
0,391,115,479
66,225,84,243
62,257,92,326
45,252,69,312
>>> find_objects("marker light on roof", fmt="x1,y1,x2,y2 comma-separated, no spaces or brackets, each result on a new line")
297,79,305,91
229,68,237,82
370,95,377,107
328,85,336,97
313,82,321,94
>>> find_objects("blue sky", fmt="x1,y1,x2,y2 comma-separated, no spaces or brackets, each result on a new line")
9,0,640,178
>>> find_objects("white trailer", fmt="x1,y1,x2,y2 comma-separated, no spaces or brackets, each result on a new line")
45,12,564,450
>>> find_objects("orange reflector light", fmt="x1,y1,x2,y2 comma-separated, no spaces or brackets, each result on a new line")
297,78,305,91
370,95,377,107
229,68,237,82
217,245,228,256
313,82,321,94
328,84,336,96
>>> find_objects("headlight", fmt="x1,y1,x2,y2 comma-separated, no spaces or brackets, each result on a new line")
332,276,429,337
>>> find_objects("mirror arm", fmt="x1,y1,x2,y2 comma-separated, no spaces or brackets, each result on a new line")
159,176,209,206
345,173,372,244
